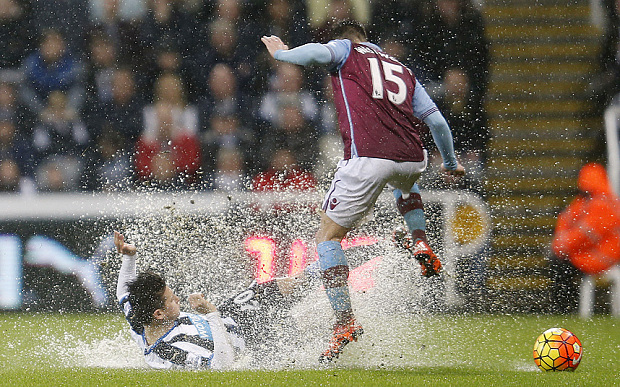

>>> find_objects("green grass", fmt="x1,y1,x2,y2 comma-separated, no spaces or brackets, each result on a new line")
0,313,618,386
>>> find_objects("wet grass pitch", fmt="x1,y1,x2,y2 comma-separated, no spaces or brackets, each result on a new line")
0,313,617,386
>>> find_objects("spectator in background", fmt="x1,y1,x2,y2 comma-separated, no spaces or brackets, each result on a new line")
550,162,620,313
212,0,242,23
143,0,208,101
135,73,201,189
0,85,34,193
85,66,144,144
0,158,20,191
193,18,253,94
139,0,206,100
413,0,488,123
251,0,313,96
32,90,90,191
210,147,247,191
88,127,133,191
370,0,420,43
31,0,88,56
0,0,34,71
211,0,257,55
83,30,118,118
88,0,147,72
262,0,310,49
138,38,185,103
251,148,317,192
19,29,84,117
206,0,265,97
89,0,147,29
0,81,34,133
201,113,254,178
259,103,318,172
0,119,33,192
197,63,251,128
258,62,318,128
307,0,370,41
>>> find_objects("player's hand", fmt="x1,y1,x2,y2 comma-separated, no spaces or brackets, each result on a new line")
114,231,137,256
188,293,217,314
261,35,288,58
441,162,465,176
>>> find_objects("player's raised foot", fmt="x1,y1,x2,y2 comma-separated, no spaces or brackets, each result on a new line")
318,320,364,363
393,228,442,277
410,239,442,277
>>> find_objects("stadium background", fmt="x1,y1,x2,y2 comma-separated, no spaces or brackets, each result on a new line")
0,0,618,316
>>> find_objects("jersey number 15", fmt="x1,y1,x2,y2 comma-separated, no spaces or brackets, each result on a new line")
367,58,407,105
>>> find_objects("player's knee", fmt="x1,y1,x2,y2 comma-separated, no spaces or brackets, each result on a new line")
316,213,349,243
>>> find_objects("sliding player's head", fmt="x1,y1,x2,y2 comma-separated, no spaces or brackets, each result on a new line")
332,19,368,42
127,271,181,326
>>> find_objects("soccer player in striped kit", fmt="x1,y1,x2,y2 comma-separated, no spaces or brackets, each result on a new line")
262,20,465,362
114,231,297,369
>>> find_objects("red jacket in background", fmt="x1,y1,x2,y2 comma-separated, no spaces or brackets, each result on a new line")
251,168,317,192
134,134,201,182
552,163,620,274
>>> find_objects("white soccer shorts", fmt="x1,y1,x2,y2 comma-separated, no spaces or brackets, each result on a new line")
322,153,428,228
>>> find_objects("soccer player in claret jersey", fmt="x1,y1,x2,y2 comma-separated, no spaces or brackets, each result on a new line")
262,20,465,362
114,231,301,369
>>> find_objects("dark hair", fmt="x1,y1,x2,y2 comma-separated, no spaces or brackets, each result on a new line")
331,19,368,41
127,271,166,326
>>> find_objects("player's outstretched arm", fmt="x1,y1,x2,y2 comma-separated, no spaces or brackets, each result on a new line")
114,231,136,256
261,35,289,58
261,35,333,66
412,82,466,177
115,231,137,301
422,111,466,177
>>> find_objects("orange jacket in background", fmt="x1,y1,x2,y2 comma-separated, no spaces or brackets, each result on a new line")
552,163,620,274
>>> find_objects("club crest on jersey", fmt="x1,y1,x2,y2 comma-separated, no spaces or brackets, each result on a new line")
329,198,339,210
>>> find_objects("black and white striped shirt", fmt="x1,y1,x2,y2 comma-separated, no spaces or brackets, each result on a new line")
117,255,244,369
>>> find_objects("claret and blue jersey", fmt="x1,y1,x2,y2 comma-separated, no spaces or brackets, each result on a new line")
274,38,458,170
324,39,438,161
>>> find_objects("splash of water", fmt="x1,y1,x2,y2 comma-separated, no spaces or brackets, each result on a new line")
52,190,450,370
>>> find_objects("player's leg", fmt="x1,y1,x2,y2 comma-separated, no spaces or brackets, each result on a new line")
317,159,379,329
394,183,427,242
316,158,391,362
316,211,353,325
393,183,442,277
315,212,364,362
217,279,291,316
216,278,299,349
390,152,441,277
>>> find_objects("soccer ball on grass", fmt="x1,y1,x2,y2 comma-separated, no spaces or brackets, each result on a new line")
533,327,582,371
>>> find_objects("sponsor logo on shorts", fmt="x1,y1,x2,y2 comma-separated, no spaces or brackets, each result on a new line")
329,198,339,210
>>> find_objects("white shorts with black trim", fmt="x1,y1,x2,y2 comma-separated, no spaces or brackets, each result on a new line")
322,153,428,229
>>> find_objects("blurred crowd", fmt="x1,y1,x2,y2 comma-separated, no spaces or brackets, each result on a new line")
0,0,489,194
